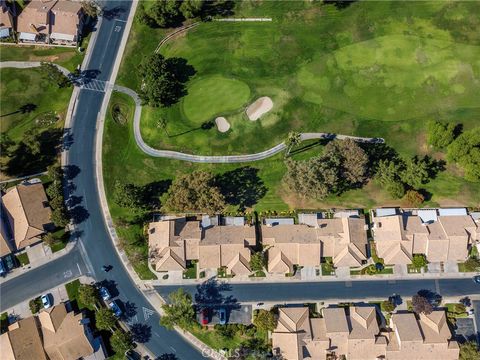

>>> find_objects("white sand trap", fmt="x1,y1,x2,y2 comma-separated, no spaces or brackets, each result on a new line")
215,117,230,132
246,96,273,121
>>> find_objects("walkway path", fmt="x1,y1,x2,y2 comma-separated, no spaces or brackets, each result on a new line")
113,85,384,163
2,61,383,164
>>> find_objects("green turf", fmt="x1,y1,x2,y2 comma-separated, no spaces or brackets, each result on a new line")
65,279,95,311
183,75,251,123
15,252,30,266
122,1,480,156
0,68,72,179
0,45,83,71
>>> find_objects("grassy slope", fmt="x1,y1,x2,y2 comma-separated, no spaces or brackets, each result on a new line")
0,68,72,180
106,0,480,217
0,45,83,71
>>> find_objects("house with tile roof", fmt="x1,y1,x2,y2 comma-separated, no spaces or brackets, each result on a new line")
16,0,83,45
149,216,256,276
372,208,478,266
0,0,14,39
0,303,105,360
1,181,53,251
272,306,459,360
262,213,368,274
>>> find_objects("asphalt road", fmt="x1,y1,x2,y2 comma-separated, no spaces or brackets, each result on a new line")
0,247,87,310
156,278,480,305
1,1,202,358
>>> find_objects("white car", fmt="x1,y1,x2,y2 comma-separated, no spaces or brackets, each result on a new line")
41,294,52,309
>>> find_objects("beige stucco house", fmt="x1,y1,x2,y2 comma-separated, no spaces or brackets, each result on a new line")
262,213,368,274
0,0,14,39
1,182,53,251
16,0,83,44
272,306,459,360
149,216,255,276
1,303,105,360
372,208,478,266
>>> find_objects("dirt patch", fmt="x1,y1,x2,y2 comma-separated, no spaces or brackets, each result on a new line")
246,96,273,121
215,117,230,133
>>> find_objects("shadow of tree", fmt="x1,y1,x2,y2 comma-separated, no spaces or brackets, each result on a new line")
215,167,267,210
63,164,81,180
70,205,90,224
130,323,151,343
4,128,63,177
200,0,235,18
195,278,240,311
0,103,37,117
156,354,177,360
141,179,172,210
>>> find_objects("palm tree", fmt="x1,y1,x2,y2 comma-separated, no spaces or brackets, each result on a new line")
285,131,301,157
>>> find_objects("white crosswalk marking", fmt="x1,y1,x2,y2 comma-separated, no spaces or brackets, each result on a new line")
80,79,108,92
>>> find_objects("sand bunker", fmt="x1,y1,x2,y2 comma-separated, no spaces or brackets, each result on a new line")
246,96,273,121
215,117,230,132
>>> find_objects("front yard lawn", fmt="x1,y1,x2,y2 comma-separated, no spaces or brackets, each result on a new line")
445,303,468,318
49,228,70,253
321,258,335,276
183,261,197,279
15,252,30,266
65,279,95,311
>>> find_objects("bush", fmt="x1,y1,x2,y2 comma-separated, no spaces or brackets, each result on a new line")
462,257,480,272
404,190,425,207
29,297,42,314
411,254,428,269
381,300,395,313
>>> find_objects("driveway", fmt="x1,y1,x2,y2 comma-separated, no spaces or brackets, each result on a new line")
198,305,252,325
454,318,476,343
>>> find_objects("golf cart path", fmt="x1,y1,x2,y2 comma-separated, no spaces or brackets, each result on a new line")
1,61,384,164
113,85,384,163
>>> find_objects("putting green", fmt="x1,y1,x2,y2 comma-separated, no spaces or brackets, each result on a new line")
182,75,251,123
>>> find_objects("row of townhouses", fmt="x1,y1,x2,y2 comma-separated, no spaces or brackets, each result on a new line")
0,303,105,359
273,305,459,360
148,208,480,276
0,0,84,46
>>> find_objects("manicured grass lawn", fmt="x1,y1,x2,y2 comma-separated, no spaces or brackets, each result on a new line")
15,252,30,266
49,228,70,253
183,261,197,279
0,45,83,71
188,326,244,351
350,267,394,276
0,68,72,180
0,312,9,333
445,303,468,318
183,75,251,123
65,279,95,311
112,0,480,209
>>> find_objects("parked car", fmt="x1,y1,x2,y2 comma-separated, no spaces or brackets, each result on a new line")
41,294,52,309
200,308,209,325
108,300,122,317
99,287,111,301
0,259,6,277
473,275,480,284
218,308,226,325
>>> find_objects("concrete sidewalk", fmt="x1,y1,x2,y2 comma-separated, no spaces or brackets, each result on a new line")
0,240,76,285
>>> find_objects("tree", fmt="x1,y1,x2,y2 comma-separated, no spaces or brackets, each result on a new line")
283,139,369,199
411,294,433,315
149,0,181,28
78,284,98,307
285,131,301,157
447,127,480,182
180,0,203,18
404,190,425,207
43,233,56,247
51,206,70,227
162,170,226,213
385,181,405,199
110,330,134,354
250,252,266,272
113,181,143,210
160,288,195,329
138,53,193,107
0,133,14,156
253,309,277,332
136,2,156,27
95,308,117,331
23,129,40,155
400,156,431,189
81,0,99,17
459,341,480,360
40,62,71,88
411,254,428,269
427,120,456,149
381,299,395,313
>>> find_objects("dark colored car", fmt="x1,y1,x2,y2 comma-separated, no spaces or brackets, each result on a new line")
108,300,122,317
99,287,111,301
218,308,226,325
473,275,480,284
200,308,209,325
